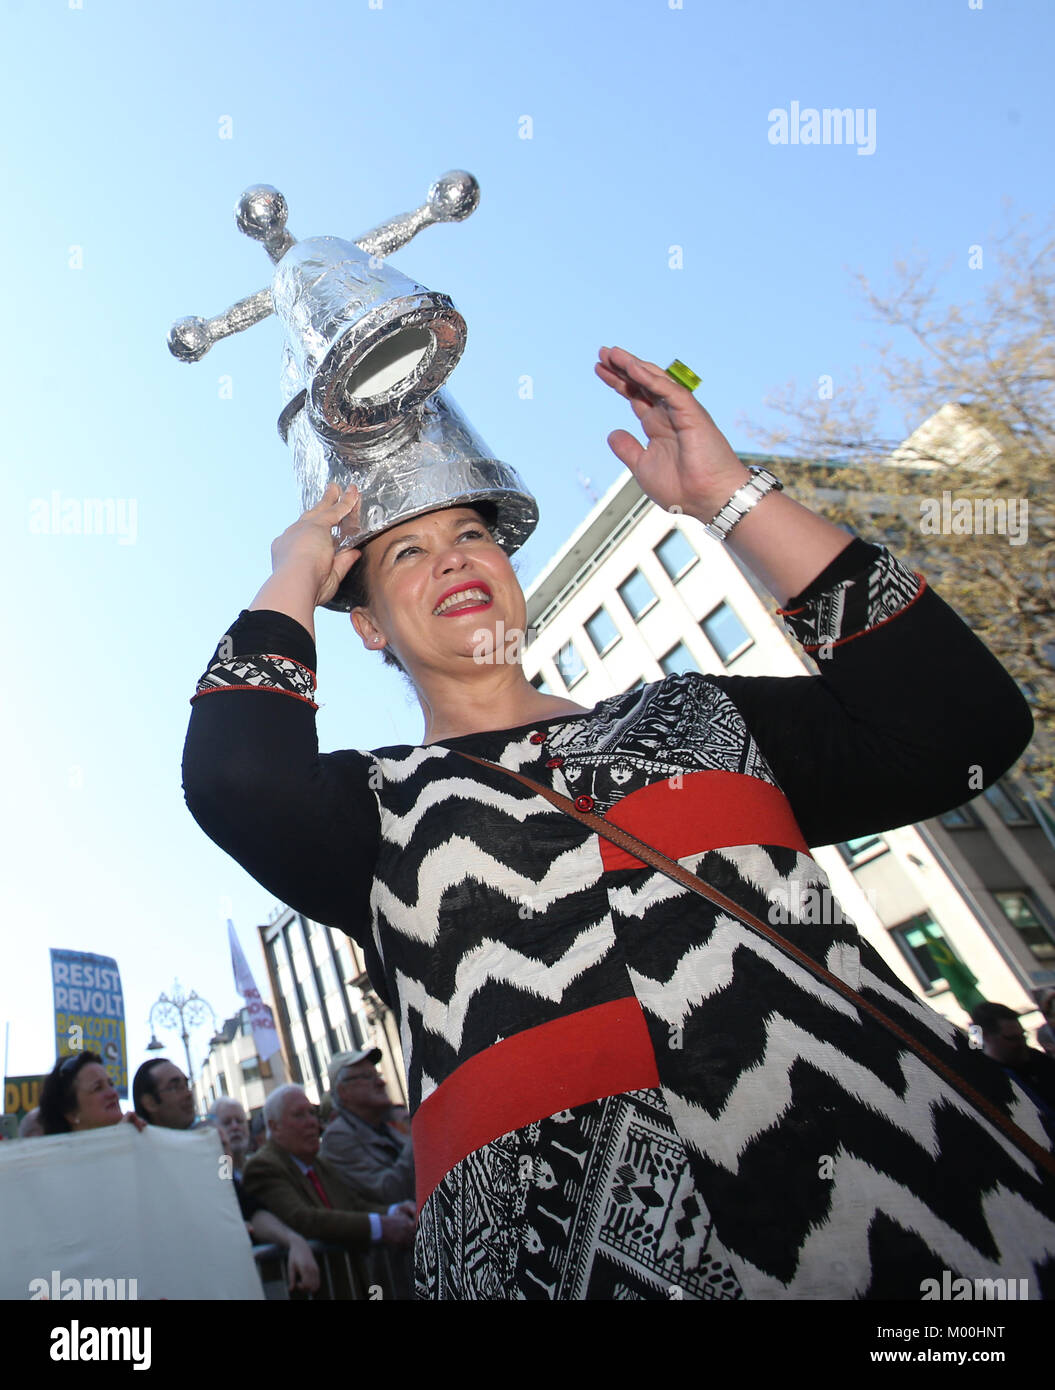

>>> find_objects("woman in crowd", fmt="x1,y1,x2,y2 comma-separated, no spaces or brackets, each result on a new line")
184,346,1055,1300
38,1052,146,1134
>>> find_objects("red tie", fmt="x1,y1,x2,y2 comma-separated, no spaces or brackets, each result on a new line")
305,1167,332,1208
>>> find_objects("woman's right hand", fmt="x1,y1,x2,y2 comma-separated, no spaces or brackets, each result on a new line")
250,483,364,635
268,483,363,609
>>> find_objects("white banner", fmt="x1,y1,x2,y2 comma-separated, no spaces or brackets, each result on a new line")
0,1124,262,1300
228,920,282,1061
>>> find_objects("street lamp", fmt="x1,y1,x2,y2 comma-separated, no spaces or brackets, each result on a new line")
145,981,222,1084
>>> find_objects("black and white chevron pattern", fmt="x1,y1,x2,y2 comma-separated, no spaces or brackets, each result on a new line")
356,674,1055,1299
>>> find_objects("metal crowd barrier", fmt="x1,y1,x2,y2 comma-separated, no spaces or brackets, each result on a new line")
253,1241,406,1300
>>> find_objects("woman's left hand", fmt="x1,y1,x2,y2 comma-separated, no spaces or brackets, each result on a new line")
595,347,750,520
121,1112,148,1132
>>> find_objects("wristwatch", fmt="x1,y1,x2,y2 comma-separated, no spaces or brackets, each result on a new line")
702,466,784,542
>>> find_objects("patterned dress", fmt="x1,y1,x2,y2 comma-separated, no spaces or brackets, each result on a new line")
183,540,1055,1299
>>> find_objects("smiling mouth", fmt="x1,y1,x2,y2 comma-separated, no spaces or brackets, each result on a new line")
433,587,492,616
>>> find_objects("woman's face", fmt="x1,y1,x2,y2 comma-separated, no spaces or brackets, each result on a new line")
67,1063,122,1131
351,506,527,674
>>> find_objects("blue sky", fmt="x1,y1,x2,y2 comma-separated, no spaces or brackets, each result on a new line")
1,0,1049,1084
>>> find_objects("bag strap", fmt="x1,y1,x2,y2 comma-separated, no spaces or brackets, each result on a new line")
451,748,1055,1180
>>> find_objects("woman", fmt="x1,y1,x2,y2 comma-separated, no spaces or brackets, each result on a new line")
184,347,1055,1299
38,1052,146,1134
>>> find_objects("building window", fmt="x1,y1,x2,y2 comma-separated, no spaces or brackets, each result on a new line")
555,641,586,688
994,892,1055,964
291,944,312,986
654,530,699,582
982,781,1034,827
892,913,960,992
701,603,752,664
584,606,620,655
530,673,551,694
318,957,339,998
241,1059,261,1085
618,570,657,620
659,642,698,677
938,804,980,829
837,835,887,865
216,1073,228,1097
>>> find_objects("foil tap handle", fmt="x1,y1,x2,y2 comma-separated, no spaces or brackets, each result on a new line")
167,173,479,362
235,185,297,264
355,171,480,259
167,288,275,363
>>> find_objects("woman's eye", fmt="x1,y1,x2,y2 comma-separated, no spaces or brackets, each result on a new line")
394,545,421,561
459,528,485,541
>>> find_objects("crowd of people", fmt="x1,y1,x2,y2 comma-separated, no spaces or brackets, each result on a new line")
6,991,1054,1299
10,1044,416,1299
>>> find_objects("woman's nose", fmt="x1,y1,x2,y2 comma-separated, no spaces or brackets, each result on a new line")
435,548,469,574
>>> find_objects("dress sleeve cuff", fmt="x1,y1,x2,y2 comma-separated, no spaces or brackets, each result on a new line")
777,544,926,654
191,609,319,707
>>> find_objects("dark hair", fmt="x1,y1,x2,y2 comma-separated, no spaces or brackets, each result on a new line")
970,1002,1020,1036
348,503,500,674
38,1051,105,1135
132,1058,169,1119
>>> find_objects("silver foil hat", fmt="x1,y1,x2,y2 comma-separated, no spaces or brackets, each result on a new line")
168,174,538,610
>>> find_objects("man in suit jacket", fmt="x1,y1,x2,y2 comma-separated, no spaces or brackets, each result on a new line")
319,1049,415,1205
244,1083,415,1296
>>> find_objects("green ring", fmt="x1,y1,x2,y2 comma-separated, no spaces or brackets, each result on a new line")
665,359,701,391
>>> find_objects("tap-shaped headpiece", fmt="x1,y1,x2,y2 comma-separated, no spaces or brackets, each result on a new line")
168,174,538,609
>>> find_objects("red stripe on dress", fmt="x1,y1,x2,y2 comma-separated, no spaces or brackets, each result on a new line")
599,769,808,872
411,997,659,1211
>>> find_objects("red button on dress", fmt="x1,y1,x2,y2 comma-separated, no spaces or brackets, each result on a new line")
529,732,546,745
546,757,564,769
574,795,595,813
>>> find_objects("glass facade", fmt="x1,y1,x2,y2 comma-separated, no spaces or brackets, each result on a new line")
584,606,620,655
701,602,752,664
617,569,657,620
837,835,887,864
654,529,698,581
555,640,586,687
659,642,698,677
892,912,977,1003
938,804,980,829
994,892,1055,963
983,781,1033,826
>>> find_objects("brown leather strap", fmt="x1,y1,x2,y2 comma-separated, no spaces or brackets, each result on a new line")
452,749,1055,1179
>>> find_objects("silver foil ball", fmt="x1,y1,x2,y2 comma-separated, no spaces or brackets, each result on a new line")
168,316,211,363
427,171,480,223
236,185,289,241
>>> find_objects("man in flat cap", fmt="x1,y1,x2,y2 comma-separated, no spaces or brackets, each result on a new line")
321,1048,415,1206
